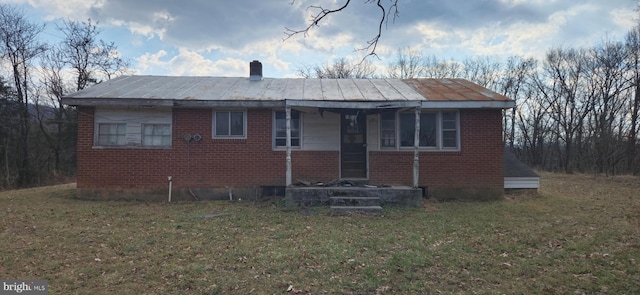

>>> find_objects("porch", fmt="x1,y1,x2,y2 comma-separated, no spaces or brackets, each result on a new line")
285,185,423,211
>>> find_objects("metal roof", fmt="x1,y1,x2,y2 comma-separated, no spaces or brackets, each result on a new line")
62,76,515,109
504,149,540,178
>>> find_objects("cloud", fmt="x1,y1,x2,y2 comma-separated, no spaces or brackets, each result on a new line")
3,0,104,20
87,1,304,50
6,0,638,77
367,0,636,63
136,49,248,76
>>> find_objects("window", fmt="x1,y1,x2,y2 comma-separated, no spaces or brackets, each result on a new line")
214,111,246,138
97,123,126,146
380,112,396,148
142,124,171,146
400,112,437,147
441,111,458,148
274,110,300,147
382,110,459,150
93,107,172,148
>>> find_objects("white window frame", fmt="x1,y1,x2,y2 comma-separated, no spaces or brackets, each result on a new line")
142,123,172,147
93,107,173,148
379,111,397,149
273,110,302,149
440,111,459,150
96,123,127,146
379,110,460,151
213,110,247,139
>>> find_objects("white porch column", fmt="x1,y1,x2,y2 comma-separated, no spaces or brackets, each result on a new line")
285,106,292,186
413,107,421,188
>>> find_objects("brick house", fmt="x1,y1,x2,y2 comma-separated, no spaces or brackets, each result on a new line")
62,61,516,202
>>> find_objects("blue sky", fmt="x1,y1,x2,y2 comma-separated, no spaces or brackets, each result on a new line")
1,0,637,78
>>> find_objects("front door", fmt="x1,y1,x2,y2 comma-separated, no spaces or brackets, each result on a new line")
341,111,367,178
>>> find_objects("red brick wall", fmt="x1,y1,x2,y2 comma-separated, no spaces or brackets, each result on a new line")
77,107,502,192
76,107,339,190
369,109,504,189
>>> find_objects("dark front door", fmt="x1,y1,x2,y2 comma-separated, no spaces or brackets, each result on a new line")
341,111,367,178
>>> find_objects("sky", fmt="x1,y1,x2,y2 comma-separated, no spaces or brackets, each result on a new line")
1,0,638,78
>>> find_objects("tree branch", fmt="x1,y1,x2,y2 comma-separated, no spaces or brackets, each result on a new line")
284,0,399,59
284,0,352,39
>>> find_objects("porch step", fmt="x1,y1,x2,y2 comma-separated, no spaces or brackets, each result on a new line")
330,206,383,215
330,197,382,214
330,196,381,207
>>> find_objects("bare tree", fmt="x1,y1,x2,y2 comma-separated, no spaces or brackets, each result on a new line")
587,40,630,175
33,19,130,180
0,4,47,187
514,75,553,169
58,19,130,91
298,58,375,78
540,47,592,173
460,56,502,89
625,25,640,175
499,56,537,149
0,76,17,188
422,55,462,79
285,0,399,58
37,47,73,175
387,47,424,78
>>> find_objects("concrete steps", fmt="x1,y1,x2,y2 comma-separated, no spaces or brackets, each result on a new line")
329,196,382,214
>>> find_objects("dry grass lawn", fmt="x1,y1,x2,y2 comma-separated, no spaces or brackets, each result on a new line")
1,172,639,294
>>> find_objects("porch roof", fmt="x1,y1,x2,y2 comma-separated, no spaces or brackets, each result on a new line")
62,76,515,109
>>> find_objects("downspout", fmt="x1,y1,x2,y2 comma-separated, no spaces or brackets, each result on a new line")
413,107,421,188
285,106,292,186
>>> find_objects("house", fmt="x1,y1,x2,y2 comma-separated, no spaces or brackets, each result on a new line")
61,61,517,203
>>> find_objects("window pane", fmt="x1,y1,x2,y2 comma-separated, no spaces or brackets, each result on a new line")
161,135,171,146
157,125,170,135
98,123,126,146
420,113,437,147
442,112,456,129
380,112,396,148
399,113,415,147
152,136,161,146
215,112,229,136
143,125,153,135
443,131,457,148
143,124,171,146
381,119,394,130
142,136,151,146
230,112,244,136
381,112,395,121
400,113,437,147
99,124,110,134
274,110,300,147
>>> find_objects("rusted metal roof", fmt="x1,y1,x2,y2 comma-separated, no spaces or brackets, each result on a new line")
402,78,511,102
62,76,515,109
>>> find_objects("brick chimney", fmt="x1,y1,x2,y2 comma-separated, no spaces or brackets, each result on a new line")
250,60,262,81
